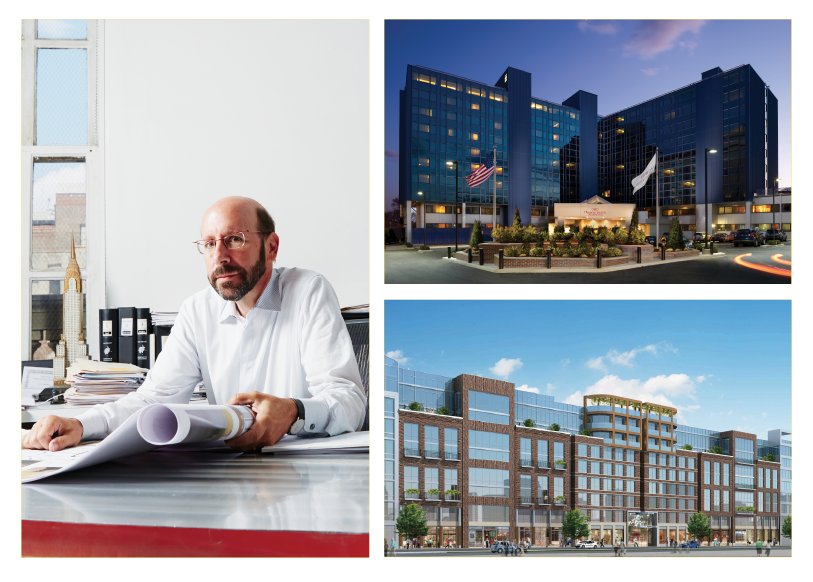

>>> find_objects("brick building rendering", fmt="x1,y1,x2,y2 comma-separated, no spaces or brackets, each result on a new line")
384,356,788,549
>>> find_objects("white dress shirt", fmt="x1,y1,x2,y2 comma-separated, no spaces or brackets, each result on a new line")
75,267,366,440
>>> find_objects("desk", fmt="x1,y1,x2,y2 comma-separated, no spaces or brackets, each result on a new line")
22,403,92,424
22,447,369,557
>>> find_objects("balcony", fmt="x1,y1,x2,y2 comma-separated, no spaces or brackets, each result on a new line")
425,447,440,460
425,491,440,501
735,455,755,465
554,497,566,506
736,506,756,515
445,491,461,502
586,405,614,413
629,425,640,433
628,409,641,417
405,490,421,500
553,460,567,470
538,492,550,504
445,450,460,461
586,422,614,431
520,456,533,468
614,437,627,446
404,447,421,458
614,424,627,432
735,482,755,491
537,459,550,469
648,443,660,451
520,495,533,505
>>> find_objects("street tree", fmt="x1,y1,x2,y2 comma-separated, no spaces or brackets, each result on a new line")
782,516,791,539
687,512,711,541
562,509,590,541
396,503,429,541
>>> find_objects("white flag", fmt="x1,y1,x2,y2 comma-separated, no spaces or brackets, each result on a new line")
631,152,658,194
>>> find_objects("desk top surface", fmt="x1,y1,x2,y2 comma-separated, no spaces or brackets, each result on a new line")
22,448,369,534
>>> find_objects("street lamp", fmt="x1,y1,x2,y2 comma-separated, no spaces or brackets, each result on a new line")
704,148,717,245
446,160,460,251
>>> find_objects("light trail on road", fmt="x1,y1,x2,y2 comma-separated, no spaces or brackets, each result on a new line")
734,253,791,277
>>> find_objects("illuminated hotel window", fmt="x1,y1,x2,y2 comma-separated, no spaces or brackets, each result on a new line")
471,103,480,110
494,122,502,130
417,158,429,167
447,129,455,137
550,147,560,154
418,107,433,117
553,134,560,141
496,167,503,174
617,117,624,122
616,165,624,170
413,72,436,85
470,148,481,156
419,124,430,133
616,129,624,134
471,164,480,172
489,91,503,102
552,121,560,128
470,133,479,141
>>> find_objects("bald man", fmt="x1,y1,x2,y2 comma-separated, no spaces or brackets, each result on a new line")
24,197,366,452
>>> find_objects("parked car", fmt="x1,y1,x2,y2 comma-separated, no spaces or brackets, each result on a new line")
692,232,706,242
576,540,599,548
679,540,701,548
733,228,764,247
490,541,510,554
644,236,657,247
764,229,787,242
710,232,728,243
727,231,737,242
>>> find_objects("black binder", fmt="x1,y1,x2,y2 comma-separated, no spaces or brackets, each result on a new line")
136,307,152,369
99,308,119,362
117,307,137,365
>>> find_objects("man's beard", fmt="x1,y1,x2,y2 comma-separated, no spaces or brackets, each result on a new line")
208,244,267,302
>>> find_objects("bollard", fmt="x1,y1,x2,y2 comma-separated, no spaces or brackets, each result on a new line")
546,248,552,269
661,245,666,261
498,249,504,270
710,241,715,254
597,248,602,269
637,246,642,264
447,246,451,259
467,248,472,263
479,248,484,266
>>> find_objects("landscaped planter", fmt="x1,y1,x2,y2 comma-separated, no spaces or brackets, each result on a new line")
618,244,655,262
502,255,631,269
663,250,701,259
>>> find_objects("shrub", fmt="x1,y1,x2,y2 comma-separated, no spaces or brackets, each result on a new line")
529,247,541,257
405,241,413,248
570,225,580,234
535,240,546,249
504,246,520,257
608,239,617,248
491,224,505,243
437,406,450,415
520,243,531,255
667,218,685,250
629,205,639,232
522,225,539,243
408,401,423,411
614,227,629,244
549,423,561,431
629,229,646,245
604,247,622,257
582,226,595,239
419,244,430,250
767,239,780,245
611,225,619,233
553,224,565,234
469,220,484,249
523,418,536,428
513,207,522,227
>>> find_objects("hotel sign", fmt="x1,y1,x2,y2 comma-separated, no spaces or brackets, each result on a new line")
583,207,607,218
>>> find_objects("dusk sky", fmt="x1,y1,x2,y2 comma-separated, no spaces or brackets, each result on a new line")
385,300,791,439
384,20,792,210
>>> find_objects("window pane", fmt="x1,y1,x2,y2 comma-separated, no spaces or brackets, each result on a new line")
31,278,87,360
36,48,87,145
37,20,87,40
32,160,87,271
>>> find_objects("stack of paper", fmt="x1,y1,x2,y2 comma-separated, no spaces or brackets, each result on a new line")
151,312,178,326
64,361,148,406
262,431,369,455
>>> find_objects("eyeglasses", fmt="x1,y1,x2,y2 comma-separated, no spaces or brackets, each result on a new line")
194,230,267,255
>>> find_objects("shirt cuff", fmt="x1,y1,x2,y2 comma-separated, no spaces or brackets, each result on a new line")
74,408,107,441
299,397,330,436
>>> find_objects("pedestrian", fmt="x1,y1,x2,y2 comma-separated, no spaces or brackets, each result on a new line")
634,539,638,548
765,542,771,557
756,539,762,556
621,540,627,557
385,537,388,557
613,540,620,557
599,538,604,548
391,538,396,556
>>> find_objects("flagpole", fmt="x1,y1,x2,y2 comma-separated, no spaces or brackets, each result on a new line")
655,147,660,244
493,146,497,233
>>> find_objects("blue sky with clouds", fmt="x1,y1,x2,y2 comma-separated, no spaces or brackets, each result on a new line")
385,19,791,210
385,301,791,438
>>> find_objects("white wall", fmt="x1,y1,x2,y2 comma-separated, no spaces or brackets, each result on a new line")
104,21,369,311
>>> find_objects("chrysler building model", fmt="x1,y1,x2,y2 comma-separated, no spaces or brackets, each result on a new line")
54,233,89,385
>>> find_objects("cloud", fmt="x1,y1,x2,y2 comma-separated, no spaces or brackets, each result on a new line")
623,20,706,60
561,359,570,367
641,68,660,76
489,358,522,379
586,357,607,373
516,385,540,394
587,342,676,371
386,350,410,366
562,373,698,408
385,150,399,160
546,383,556,395
695,375,712,383
577,20,621,35
762,412,767,419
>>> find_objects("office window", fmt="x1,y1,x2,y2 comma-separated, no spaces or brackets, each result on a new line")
554,442,565,464
553,476,564,500
591,445,601,459
404,423,419,457
445,428,458,461
469,467,510,497
578,459,588,473
469,430,510,462
425,467,439,496
520,474,532,502
445,468,458,493
704,489,710,511
538,475,549,503
468,391,510,424
404,466,419,494
425,426,440,459
520,437,532,467
704,461,710,484
578,443,587,457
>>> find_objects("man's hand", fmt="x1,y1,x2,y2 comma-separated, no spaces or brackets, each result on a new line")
225,392,297,452
22,416,84,451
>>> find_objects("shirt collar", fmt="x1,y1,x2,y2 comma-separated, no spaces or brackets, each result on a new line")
218,268,281,323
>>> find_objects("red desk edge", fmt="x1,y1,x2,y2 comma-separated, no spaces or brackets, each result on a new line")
23,520,369,557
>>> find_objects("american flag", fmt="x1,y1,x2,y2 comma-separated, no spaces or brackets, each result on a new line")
465,150,495,187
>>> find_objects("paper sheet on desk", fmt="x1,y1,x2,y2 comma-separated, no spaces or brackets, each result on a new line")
22,367,55,407
262,431,369,454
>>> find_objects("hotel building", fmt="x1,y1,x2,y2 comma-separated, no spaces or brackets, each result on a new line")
398,63,787,243
384,356,789,548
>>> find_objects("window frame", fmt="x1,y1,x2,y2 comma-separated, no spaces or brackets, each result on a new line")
21,19,106,359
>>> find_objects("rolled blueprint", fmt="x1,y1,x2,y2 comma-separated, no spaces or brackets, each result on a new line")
136,404,255,446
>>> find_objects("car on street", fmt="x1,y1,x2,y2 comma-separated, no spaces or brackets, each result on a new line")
727,231,737,242
764,229,787,242
576,540,599,548
490,541,510,554
693,232,706,242
733,228,764,247
710,232,728,243
679,540,701,548
644,236,657,247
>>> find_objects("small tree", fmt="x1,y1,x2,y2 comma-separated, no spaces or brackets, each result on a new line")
782,516,791,539
523,418,536,428
513,207,522,228
469,220,484,250
709,445,723,455
437,406,450,416
629,205,639,232
762,453,776,462
687,512,711,541
396,503,429,541
549,423,561,431
562,509,590,540
681,444,693,450
408,401,424,411
666,217,685,250
578,428,591,436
